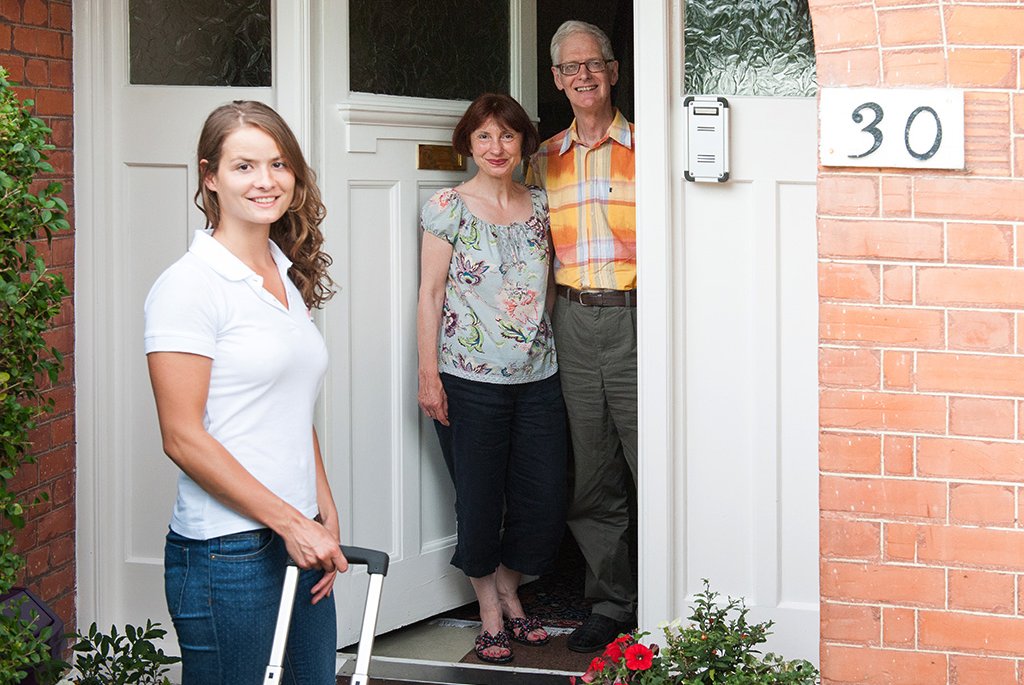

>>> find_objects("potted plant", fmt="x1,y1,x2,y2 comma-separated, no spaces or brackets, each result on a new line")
572,580,819,684
0,66,71,684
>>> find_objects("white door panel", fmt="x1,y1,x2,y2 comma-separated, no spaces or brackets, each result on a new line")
320,110,478,641
682,96,819,662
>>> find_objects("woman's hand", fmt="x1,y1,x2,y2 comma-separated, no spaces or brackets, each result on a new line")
309,514,345,604
418,372,449,426
282,515,348,604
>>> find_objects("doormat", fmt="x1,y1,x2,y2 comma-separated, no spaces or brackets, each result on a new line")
457,633,594,674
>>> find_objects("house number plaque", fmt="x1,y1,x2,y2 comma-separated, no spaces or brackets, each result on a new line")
820,88,964,170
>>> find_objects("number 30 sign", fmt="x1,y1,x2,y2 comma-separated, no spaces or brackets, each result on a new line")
820,88,964,170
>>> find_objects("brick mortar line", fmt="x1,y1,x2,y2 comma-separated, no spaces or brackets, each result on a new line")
816,173,1024,182
820,467,1024,486
818,215,1021,224
821,594,1022,617
822,510,1023,527
888,43,1024,50
822,516,1016,529
821,339,1024,352
821,469,1024,488
822,296,1024,306
822,596,1023,614
822,610,1024,624
821,261,1015,268
819,427,1022,445
824,257,1020,265
822,638,1024,659
816,45,1024,55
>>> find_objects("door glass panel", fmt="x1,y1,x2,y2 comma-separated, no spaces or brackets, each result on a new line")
129,0,272,86
349,0,509,100
685,0,816,96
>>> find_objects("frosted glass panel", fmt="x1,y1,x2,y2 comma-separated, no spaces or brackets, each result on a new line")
685,0,816,97
349,0,509,100
129,0,272,86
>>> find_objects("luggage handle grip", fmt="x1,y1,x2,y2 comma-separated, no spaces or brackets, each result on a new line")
341,545,389,576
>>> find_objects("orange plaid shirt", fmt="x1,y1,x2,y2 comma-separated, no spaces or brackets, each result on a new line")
527,109,636,291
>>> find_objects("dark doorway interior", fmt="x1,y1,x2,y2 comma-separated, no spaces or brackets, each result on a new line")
535,1,635,141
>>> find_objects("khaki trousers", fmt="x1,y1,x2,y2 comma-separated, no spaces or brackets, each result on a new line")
553,296,638,622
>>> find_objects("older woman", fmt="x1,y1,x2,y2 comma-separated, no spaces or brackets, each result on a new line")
416,93,567,664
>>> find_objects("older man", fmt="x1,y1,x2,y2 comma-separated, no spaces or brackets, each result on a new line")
527,19,637,653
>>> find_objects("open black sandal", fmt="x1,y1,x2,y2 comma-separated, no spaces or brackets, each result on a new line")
474,629,513,664
504,616,551,646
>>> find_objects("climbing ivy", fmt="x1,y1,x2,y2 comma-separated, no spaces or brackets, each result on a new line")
0,66,70,684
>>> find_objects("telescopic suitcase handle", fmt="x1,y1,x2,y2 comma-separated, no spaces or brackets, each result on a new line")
339,545,389,685
341,545,390,576
264,545,390,685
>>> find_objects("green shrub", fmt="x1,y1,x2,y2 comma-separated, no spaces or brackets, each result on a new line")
0,65,70,684
69,621,180,685
574,580,819,684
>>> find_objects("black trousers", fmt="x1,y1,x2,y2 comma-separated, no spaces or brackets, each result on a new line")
434,372,568,578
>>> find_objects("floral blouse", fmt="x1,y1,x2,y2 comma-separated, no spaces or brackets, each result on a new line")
421,186,557,384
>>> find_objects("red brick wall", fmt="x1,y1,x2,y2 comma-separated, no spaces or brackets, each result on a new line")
813,1,1024,683
0,0,76,630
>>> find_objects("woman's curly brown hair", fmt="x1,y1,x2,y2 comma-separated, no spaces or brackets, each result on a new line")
194,100,335,309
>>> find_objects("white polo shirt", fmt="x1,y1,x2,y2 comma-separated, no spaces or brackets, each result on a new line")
144,230,328,540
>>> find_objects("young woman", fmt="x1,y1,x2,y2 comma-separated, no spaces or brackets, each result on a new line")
145,100,345,684
416,93,568,664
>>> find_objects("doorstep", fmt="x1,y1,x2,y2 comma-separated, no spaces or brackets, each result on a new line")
336,655,574,685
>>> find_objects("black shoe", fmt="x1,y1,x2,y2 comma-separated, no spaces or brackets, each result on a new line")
567,613,626,653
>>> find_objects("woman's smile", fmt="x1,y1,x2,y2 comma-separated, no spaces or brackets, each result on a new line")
469,117,523,179
203,125,296,232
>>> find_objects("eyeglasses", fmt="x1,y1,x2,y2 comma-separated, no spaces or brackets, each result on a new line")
555,59,614,76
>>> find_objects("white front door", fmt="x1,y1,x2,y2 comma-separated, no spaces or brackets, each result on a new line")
633,2,819,665
681,96,819,662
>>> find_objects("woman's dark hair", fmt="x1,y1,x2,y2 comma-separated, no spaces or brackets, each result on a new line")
452,93,540,160
195,100,334,309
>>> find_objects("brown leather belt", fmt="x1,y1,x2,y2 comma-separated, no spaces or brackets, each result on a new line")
558,285,637,307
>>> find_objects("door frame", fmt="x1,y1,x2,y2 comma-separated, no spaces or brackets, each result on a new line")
633,0,677,629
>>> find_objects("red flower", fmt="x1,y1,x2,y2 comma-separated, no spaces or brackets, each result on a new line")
577,656,608,683
624,643,654,671
615,634,632,645
603,641,624,661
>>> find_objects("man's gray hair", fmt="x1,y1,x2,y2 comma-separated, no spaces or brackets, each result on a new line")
550,20,615,65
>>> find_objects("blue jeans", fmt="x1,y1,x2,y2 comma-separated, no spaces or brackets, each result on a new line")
434,372,568,578
164,528,337,685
